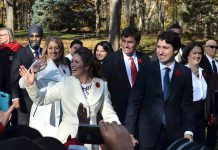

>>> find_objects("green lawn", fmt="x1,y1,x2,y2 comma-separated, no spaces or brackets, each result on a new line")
14,30,218,55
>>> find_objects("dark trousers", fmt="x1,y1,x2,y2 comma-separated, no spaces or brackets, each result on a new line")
206,124,218,150
206,92,218,150
17,108,30,125
193,100,206,145
139,125,173,150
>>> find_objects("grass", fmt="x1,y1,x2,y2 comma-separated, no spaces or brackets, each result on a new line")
14,30,218,55
14,31,157,54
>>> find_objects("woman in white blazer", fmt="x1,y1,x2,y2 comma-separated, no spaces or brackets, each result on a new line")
19,47,120,145
19,36,70,138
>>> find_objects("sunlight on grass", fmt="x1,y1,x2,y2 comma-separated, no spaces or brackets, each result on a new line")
15,31,158,55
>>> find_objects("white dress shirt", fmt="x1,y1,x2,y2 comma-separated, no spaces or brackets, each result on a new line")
159,62,175,90
185,65,207,101
29,45,42,58
65,53,73,61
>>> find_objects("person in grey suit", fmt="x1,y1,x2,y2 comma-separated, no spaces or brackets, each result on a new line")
10,25,43,125
125,32,195,150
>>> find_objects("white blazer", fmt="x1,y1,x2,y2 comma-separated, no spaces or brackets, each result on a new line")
26,76,120,143
19,59,70,137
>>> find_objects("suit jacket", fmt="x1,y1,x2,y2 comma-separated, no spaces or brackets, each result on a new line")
19,59,70,137
25,76,120,143
102,50,149,124
125,61,195,149
200,55,217,115
0,49,9,93
10,45,41,113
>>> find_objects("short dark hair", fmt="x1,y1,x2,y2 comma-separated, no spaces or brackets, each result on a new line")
158,31,181,51
70,39,83,48
181,41,204,64
121,26,141,43
168,22,183,32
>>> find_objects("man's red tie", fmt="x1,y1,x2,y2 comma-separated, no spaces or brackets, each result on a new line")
130,57,137,86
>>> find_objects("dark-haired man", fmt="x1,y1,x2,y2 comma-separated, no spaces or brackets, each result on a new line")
168,22,185,62
10,25,43,125
65,39,83,72
102,26,149,124
125,31,194,150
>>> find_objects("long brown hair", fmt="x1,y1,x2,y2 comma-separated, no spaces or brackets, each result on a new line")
43,36,66,65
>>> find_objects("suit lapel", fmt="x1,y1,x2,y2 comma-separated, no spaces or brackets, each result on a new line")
86,78,104,107
118,50,131,88
154,61,164,99
166,62,180,101
25,46,34,62
71,77,89,106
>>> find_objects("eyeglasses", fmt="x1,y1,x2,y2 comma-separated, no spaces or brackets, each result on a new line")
206,45,218,49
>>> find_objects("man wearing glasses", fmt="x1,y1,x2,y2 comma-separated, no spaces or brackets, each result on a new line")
200,39,218,150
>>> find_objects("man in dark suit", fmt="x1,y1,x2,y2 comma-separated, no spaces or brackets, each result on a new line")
200,39,218,150
10,25,43,125
125,31,194,150
102,26,149,124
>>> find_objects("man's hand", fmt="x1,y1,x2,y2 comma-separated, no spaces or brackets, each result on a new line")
77,103,90,124
99,121,134,150
12,98,20,108
184,133,193,142
0,105,15,127
19,65,35,86
130,134,139,146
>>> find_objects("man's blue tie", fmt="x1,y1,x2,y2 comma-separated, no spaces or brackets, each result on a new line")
163,67,171,100
162,67,171,126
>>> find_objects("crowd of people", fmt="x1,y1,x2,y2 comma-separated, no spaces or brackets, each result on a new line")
0,23,217,150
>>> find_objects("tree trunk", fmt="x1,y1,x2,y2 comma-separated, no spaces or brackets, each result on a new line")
109,0,121,51
95,0,101,35
4,0,14,32
137,0,145,33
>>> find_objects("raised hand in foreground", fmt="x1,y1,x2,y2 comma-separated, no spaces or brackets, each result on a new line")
77,103,90,124
19,65,35,86
99,121,134,150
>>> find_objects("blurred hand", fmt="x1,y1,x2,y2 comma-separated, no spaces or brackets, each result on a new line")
12,98,20,108
77,103,90,124
130,134,139,146
0,105,15,127
184,134,193,142
31,58,47,73
19,65,35,86
99,121,134,150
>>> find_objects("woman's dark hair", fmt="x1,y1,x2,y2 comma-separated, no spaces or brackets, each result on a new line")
93,41,114,61
74,47,103,79
181,41,204,64
43,36,66,65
